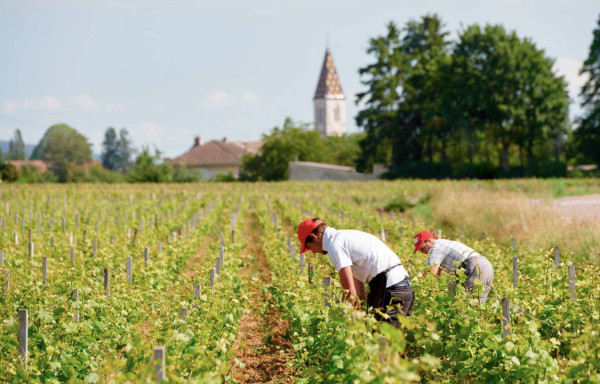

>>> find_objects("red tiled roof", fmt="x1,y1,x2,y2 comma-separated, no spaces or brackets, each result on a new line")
169,139,264,166
9,160,48,173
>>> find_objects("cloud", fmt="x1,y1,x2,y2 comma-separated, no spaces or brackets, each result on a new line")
553,57,588,102
1,96,61,114
71,94,126,112
201,91,260,110
0,95,126,114
131,122,194,152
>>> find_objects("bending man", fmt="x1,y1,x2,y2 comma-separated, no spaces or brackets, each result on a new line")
413,231,494,304
298,217,414,327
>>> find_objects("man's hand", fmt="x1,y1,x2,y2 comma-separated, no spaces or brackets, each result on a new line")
339,267,359,306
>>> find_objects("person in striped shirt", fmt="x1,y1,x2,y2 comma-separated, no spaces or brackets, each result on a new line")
413,231,494,304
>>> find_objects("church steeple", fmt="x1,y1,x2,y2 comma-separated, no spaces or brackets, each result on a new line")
314,48,345,100
313,48,346,138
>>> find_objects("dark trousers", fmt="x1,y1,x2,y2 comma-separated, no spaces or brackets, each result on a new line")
368,274,415,328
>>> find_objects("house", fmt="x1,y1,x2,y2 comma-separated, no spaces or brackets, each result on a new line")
167,136,263,179
9,160,49,173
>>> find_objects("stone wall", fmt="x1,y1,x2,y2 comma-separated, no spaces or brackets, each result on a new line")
288,161,386,181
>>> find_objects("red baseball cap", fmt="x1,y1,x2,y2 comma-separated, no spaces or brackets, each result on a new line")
297,218,324,253
413,231,434,253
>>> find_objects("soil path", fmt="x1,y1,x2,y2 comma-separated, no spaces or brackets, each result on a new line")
229,207,295,383
554,194,600,221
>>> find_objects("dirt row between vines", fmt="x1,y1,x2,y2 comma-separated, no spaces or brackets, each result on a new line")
229,208,296,383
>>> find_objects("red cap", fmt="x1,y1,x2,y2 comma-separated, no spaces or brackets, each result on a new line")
413,231,434,254
297,218,324,253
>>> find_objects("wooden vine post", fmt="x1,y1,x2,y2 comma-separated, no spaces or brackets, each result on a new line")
323,276,331,307
19,309,28,370
194,284,201,307
568,265,577,302
308,261,314,284
73,289,79,321
42,256,47,285
554,246,560,270
512,255,518,289
127,257,132,284
502,297,511,339
104,268,110,298
152,346,166,382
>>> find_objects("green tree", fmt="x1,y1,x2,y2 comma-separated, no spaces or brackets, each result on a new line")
102,127,133,172
356,15,450,171
240,118,327,181
127,146,173,183
8,129,26,160
101,127,119,171
31,124,92,181
575,14,600,165
116,128,133,172
0,163,18,182
445,24,568,172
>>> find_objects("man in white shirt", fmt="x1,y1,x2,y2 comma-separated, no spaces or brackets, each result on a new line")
298,218,414,327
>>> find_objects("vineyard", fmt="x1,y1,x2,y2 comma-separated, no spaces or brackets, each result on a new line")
0,182,598,383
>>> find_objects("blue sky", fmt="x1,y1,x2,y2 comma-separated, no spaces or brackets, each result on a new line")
0,0,597,157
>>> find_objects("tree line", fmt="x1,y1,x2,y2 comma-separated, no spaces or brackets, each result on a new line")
354,14,575,178
0,125,205,183
240,14,600,180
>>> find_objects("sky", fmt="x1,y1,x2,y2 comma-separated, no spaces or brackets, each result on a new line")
0,0,597,158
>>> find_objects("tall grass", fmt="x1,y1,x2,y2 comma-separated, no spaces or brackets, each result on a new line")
428,187,600,261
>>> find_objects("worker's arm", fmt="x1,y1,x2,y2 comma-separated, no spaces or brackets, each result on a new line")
353,277,366,301
422,266,443,277
338,266,357,303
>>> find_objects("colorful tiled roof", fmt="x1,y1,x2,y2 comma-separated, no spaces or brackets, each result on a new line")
314,48,345,100
168,138,263,167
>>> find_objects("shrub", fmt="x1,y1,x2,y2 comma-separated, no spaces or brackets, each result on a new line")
16,164,42,183
172,164,201,183
0,163,19,182
212,171,236,182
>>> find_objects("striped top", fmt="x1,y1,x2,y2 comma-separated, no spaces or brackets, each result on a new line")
426,239,481,273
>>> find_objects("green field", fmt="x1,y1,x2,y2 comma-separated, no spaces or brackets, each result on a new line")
0,181,598,383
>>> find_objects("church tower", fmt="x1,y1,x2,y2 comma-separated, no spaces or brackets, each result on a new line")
313,48,346,138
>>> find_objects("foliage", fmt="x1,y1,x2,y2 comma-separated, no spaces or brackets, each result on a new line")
30,124,93,181
8,129,26,160
15,164,43,183
267,184,600,383
88,164,126,183
211,171,236,182
31,124,92,164
127,146,173,183
240,118,364,181
0,182,598,382
0,163,18,182
357,16,570,176
382,160,567,179
101,127,134,172
575,14,600,165
172,163,202,182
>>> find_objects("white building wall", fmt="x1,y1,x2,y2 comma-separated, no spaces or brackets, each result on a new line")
189,165,239,180
314,99,346,138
